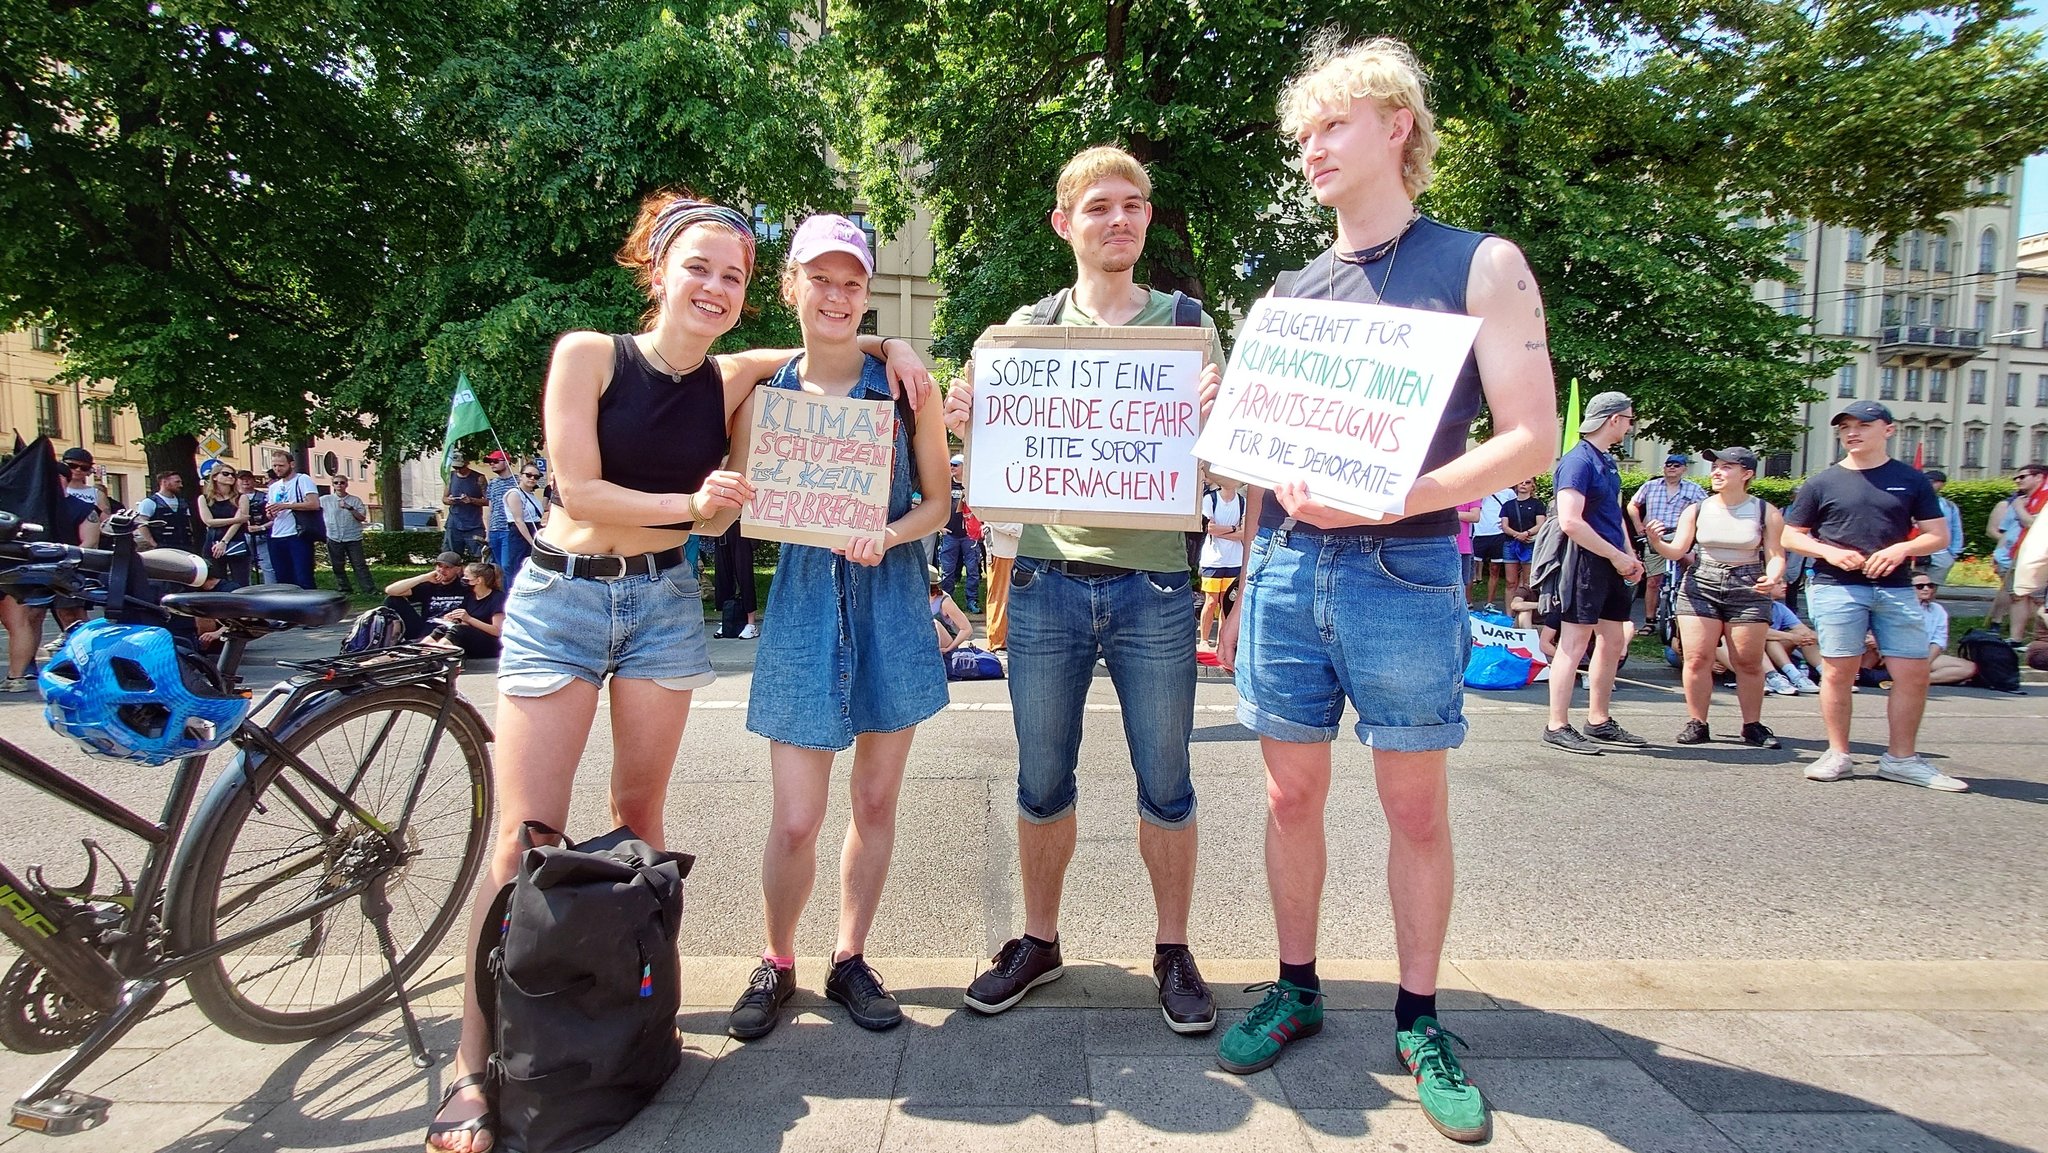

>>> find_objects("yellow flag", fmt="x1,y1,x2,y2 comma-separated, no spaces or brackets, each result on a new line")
1560,378,1582,455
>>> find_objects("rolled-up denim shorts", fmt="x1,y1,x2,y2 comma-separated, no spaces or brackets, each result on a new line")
1007,558,1197,829
1236,528,1469,751
497,559,715,696
1674,560,1772,625
1806,581,1923,660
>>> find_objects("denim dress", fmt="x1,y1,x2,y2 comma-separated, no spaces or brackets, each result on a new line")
745,355,949,750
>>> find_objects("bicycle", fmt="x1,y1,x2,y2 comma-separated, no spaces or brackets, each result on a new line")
0,508,493,1136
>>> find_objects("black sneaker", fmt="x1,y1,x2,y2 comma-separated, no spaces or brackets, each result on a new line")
1542,724,1604,756
1582,718,1648,747
728,961,795,1040
1676,719,1710,745
825,955,902,1031
1152,945,1216,1034
1741,721,1782,749
964,936,1064,1014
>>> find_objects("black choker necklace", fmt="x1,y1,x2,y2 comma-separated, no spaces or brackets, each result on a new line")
1338,211,1422,265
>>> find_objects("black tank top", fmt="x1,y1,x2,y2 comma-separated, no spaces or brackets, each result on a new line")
552,335,730,529
1260,216,1489,538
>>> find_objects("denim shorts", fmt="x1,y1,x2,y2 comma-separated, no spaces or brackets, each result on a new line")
497,559,715,696
1674,561,1771,625
1503,539,1533,564
1236,528,1469,751
1007,557,1196,829
1806,581,1924,660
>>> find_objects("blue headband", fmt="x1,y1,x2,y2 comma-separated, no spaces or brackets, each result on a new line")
648,201,756,271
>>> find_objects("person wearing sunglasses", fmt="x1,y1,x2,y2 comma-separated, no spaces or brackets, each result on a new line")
500,464,547,581
1914,578,1979,686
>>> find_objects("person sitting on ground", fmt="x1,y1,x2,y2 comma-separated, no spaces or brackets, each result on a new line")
1915,576,1977,687
1763,593,1822,693
427,562,508,660
930,566,974,652
382,551,470,641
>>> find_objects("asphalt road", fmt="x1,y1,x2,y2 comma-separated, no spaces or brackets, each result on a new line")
3,627,2043,972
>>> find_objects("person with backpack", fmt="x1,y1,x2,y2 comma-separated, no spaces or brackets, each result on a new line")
1782,400,1965,792
1197,476,1247,651
1640,447,1788,748
726,216,952,1040
941,145,1227,1036
133,470,197,553
1543,391,1647,756
1914,577,1979,686
425,194,932,1153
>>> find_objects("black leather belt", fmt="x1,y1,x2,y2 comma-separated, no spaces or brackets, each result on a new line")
530,542,687,581
1034,558,1136,578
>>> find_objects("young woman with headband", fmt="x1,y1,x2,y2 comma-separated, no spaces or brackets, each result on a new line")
427,194,930,1152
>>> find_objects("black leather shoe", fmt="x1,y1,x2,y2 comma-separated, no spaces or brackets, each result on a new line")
728,961,795,1040
964,936,1064,1014
1152,945,1216,1034
826,955,902,1031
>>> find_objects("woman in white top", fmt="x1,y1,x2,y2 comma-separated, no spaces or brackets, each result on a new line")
1198,477,1246,651
1645,448,1787,749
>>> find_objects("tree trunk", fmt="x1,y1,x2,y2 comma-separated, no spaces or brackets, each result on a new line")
378,450,405,531
136,409,199,509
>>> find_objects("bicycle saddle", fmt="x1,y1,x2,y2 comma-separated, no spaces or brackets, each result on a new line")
160,587,350,628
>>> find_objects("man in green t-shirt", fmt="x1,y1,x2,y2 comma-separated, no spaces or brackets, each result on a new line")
944,146,1225,1035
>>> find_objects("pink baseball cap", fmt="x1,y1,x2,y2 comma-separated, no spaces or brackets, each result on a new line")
789,214,873,275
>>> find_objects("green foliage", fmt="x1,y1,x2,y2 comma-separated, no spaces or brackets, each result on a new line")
1939,480,2014,559
362,529,449,567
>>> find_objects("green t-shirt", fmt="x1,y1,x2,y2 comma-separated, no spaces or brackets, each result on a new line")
1000,289,1227,573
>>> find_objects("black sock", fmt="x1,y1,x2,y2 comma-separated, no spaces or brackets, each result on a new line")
1395,986,1437,1032
1023,932,1057,951
1154,942,1187,956
1279,959,1319,991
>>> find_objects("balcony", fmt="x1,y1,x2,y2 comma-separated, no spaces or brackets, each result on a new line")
1876,325,1984,369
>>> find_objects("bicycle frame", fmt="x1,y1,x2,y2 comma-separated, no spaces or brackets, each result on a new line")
1,652,472,1129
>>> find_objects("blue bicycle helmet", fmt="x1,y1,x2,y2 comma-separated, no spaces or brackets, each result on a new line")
39,620,249,765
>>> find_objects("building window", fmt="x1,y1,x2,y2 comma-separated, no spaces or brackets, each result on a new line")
1837,365,1858,399
1780,286,1801,316
1905,296,1922,326
91,404,114,444
1846,229,1865,263
1975,298,1993,334
2034,430,2048,466
2013,304,2030,346
2001,428,2019,470
1932,231,1950,272
1842,292,1860,336
1931,369,1949,403
1997,172,2011,196
1899,425,1922,464
845,212,880,260
1880,368,1899,401
2038,375,2048,407
1908,231,1925,270
105,473,126,507
34,392,61,438
750,204,783,242
1979,228,1997,274
1905,368,1924,401
859,308,879,335
2008,373,2022,407
1965,427,1985,467
1930,296,1948,327
1784,226,1805,261
29,326,56,352
1969,370,1988,404
1883,292,1899,326
1927,427,1946,466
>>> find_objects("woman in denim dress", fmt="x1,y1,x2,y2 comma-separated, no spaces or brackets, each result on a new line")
728,215,951,1040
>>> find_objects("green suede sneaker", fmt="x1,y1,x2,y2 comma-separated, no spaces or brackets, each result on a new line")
1216,980,1323,1074
1396,1016,1490,1143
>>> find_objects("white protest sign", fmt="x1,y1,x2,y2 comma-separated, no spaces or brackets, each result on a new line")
966,326,1210,530
1468,613,1551,684
737,388,895,550
1192,296,1481,518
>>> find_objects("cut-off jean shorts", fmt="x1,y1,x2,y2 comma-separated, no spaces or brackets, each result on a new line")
497,558,715,697
1236,527,1470,751
1006,558,1197,830
1806,581,1925,661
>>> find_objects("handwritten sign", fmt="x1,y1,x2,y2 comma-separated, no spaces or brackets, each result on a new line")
1469,613,1551,684
738,388,895,550
1191,297,1481,518
967,326,1210,530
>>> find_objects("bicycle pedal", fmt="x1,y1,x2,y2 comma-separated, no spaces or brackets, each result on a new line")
11,1090,111,1135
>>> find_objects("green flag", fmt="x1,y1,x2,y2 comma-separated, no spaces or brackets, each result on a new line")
443,372,493,468
1559,377,1582,455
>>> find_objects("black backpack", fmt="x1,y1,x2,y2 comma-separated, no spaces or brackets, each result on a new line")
478,822,693,1153
340,605,406,654
1958,628,2022,693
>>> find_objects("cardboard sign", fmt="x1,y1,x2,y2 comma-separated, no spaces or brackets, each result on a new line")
1468,613,1552,684
1192,296,1481,518
967,325,1210,531
737,388,895,550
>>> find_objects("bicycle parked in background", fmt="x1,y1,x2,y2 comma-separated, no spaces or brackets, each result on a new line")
0,508,493,1136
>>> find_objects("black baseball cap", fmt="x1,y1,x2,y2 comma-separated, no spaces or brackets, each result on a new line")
1703,447,1759,472
1831,400,1893,426
60,447,94,466
1924,468,1948,483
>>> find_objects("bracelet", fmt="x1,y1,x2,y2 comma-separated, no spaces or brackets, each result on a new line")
880,336,901,358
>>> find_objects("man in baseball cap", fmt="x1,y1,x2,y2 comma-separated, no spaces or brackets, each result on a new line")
1545,391,1646,754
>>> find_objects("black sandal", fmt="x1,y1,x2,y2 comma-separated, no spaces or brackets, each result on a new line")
424,1071,494,1152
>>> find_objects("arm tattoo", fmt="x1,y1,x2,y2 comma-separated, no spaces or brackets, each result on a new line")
1525,340,1548,352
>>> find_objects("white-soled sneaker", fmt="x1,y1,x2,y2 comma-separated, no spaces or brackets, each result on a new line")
1804,748,1855,782
1762,670,1799,696
738,622,759,640
1786,667,1821,694
1875,753,1968,792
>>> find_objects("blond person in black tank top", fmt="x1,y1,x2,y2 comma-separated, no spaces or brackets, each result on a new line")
426,194,931,1153
1642,448,1788,749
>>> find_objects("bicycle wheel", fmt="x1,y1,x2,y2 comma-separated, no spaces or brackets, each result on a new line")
177,685,491,1043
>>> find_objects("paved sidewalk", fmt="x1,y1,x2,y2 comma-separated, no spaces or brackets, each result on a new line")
3,959,2043,1152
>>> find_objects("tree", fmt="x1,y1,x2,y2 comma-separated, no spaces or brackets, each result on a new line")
833,0,2048,450
340,0,848,479
0,0,464,488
